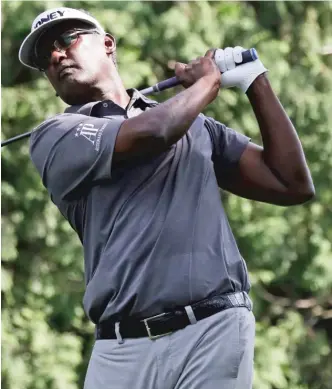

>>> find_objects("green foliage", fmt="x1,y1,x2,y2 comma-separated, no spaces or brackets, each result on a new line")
2,1,332,388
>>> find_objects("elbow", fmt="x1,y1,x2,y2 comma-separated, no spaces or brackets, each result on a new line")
287,168,315,205
127,131,169,158
300,176,316,203
145,131,171,153
148,126,179,151
120,113,180,156
306,182,316,200
291,183,316,205
297,190,315,205
114,118,170,159
135,118,172,153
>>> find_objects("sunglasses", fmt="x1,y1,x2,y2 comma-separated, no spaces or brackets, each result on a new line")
34,28,101,71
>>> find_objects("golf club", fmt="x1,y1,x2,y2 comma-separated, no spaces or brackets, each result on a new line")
1,48,258,147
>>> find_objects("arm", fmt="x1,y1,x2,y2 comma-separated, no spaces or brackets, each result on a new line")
30,55,221,202
210,46,314,206
222,74,315,206
114,54,221,160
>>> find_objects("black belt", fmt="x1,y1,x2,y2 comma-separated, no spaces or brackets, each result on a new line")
96,292,252,341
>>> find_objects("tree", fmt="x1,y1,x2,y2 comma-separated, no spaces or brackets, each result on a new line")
2,1,332,388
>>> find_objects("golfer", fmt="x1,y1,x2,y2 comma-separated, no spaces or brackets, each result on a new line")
19,7,314,389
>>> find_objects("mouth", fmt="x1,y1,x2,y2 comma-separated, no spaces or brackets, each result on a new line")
58,66,76,80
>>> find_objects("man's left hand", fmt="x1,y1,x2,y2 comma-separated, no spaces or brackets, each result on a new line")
214,46,268,92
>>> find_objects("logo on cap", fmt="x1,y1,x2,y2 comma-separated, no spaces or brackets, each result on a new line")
34,10,66,29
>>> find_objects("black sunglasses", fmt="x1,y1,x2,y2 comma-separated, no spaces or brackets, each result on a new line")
34,28,101,71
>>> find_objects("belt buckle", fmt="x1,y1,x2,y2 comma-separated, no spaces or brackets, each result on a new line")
142,313,172,340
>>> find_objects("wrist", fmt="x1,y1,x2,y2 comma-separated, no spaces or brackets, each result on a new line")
246,74,271,96
199,74,221,96
239,61,268,92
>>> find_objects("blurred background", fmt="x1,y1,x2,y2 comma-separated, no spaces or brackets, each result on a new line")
1,1,332,389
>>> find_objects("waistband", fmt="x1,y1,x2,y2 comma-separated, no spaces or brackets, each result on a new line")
96,291,252,341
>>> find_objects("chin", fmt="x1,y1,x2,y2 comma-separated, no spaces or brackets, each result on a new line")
61,93,91,106
59,83,93,106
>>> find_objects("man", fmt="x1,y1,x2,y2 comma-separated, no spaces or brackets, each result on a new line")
19,7,314,389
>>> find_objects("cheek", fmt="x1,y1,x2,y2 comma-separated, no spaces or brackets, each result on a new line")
75,40,104,68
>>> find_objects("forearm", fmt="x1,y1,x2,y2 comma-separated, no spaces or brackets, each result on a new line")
115,76,219,157
152,76,219,145
247,74,314,194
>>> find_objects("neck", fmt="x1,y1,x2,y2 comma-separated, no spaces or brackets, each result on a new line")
100,81,130,109
93,67,130,109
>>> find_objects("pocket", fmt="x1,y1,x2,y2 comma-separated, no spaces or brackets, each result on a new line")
230,309,242,379
236,310,256,375
214,308,244,380
228,308,255,380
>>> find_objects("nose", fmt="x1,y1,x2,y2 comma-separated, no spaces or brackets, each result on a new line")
50,48,67,66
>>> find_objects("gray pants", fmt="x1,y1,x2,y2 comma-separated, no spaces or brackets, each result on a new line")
84,307,255,389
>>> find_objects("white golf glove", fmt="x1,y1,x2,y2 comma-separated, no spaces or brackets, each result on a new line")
214,46,268,92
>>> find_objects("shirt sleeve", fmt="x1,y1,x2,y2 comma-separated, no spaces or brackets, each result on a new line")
204,116,251,186
30,113,125,201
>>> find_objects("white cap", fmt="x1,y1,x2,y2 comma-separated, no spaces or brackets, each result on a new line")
19,7,105,70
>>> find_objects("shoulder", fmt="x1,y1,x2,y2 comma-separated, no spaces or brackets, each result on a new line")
198,115,250,160
31,113,88,139
30,112,115,149
195,114,228,145
201,114,227,132
29,113,86,168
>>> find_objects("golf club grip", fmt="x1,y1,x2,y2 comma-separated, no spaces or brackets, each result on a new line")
142,48,258,94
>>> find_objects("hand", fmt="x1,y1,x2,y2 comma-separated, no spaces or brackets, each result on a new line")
174,50,221,90
214,46,268,92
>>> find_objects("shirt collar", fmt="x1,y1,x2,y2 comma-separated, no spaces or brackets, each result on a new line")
64,88,158,116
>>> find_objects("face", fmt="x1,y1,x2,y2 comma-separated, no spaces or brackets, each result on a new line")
35,21,116,105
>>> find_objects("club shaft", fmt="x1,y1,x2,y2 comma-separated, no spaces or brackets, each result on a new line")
1,131,33,146
1,83,169,147
1,48,258,147
1,82,165,147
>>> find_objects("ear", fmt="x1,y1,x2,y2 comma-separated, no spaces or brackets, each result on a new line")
104,33,116,55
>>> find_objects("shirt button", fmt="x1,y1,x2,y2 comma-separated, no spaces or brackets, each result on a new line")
103,103,108,108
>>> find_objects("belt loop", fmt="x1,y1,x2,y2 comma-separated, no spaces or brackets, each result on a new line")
236,292,244,305
115,322,124,344
243,292,253,311
227,293,238,306
184,305,197,325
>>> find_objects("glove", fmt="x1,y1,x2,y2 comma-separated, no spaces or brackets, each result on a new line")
214,46,268,92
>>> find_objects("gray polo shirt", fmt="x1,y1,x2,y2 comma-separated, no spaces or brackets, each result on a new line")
30,89,251,324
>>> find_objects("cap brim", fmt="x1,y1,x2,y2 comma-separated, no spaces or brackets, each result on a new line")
19,17,101,70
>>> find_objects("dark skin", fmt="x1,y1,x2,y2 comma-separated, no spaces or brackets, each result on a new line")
225,75,315,205
40,21,130,107
41,21,314,206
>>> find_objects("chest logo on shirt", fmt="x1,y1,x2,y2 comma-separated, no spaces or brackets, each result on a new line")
75,122,107,151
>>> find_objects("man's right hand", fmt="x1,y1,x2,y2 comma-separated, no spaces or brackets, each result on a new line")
174,50,221,101
114,51,222,160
